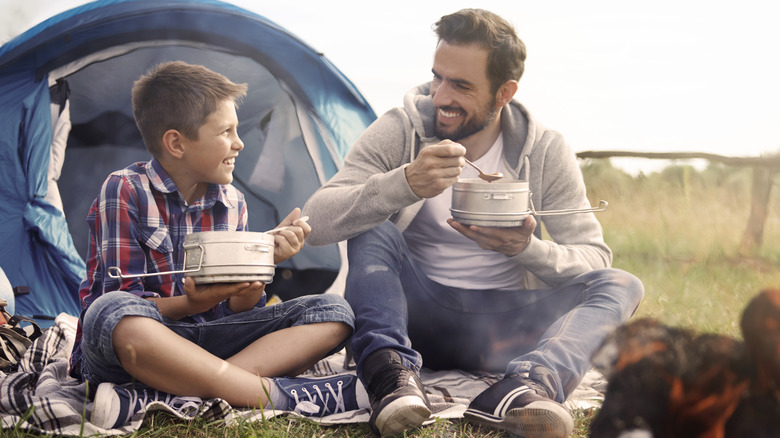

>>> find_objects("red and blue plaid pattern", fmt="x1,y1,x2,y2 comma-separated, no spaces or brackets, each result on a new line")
70,159,248,378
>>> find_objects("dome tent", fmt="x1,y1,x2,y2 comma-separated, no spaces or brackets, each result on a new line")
0,0,376,323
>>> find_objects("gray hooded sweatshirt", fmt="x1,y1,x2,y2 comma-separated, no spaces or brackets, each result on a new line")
303,83,611,288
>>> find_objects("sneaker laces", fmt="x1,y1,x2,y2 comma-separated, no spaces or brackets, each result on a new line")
514,372,556,400
290,380,347,415
120,387,200,424
369,363,414,401
522,378,553,399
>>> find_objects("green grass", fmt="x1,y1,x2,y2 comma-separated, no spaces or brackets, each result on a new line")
582,160,780,338
3,160,778,437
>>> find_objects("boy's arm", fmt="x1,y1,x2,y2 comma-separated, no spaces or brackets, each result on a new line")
95,174,243,319
146,190,264,318
92,171,267,319
152,280,265,319
270,208,311,264
225,208,310,313
94,174,164,299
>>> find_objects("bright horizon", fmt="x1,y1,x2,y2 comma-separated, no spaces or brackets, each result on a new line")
3,0,779,174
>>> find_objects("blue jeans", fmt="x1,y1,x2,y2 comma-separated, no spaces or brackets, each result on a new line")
345,222,643,403
79,292,354,388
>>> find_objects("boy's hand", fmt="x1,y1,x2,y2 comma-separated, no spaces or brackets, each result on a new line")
269,207,311,263
181,278,264,315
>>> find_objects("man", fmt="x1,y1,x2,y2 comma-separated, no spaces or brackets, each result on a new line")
303,9,643,438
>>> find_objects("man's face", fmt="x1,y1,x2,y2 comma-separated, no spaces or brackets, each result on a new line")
430,40,499,141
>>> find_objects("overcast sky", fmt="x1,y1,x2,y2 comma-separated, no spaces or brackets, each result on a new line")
2,0,779,173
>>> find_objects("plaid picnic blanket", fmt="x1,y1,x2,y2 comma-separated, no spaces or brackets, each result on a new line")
0,313,606,435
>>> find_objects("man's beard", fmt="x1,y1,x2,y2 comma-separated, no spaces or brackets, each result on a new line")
433,96,498,141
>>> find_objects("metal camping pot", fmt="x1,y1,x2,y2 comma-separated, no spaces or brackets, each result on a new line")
451,178,532,227
450,157,608,227
107,231,276,284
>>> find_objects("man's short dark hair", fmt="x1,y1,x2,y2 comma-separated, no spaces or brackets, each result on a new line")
435,9,527,94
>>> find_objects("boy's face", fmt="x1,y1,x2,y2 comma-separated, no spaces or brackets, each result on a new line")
183,99,243,186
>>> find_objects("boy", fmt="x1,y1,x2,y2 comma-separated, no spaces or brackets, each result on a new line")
69,61,363,429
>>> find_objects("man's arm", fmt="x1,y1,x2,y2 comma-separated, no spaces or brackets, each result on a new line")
447,134,612,287
511,140,612,286
303,110,422,246
304,108,469,246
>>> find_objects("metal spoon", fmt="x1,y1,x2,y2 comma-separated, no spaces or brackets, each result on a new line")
266,216,309,234
463,157,504,182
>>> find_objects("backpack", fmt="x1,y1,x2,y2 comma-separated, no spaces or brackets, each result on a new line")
0,298,43,373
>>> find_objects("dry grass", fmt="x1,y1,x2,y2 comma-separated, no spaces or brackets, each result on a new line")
582,160,780,338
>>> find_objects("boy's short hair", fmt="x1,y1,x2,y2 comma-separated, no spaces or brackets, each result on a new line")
435,9,526,95
131,61,248,157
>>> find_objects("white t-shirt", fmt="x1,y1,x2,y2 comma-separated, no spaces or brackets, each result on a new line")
403,133,526,290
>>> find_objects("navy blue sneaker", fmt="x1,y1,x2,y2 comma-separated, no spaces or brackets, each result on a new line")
273,374,365,417
362,349,432,437
91,382,201,429
464,369,573,438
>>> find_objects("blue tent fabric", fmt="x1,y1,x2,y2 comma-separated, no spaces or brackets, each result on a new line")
0,0,373,163
0,0,376,323
0,68,83,322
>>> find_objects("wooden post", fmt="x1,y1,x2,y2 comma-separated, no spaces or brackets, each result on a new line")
739,166,773,256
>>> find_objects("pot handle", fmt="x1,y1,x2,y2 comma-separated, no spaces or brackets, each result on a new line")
531,199,609,216
107,244,206,280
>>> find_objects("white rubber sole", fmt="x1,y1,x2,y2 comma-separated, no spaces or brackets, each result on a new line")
464,399,574,438
90,382,117,429
373,395,432,437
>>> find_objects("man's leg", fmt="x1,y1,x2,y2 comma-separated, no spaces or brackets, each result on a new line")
344,221,433,437
505,268,644,399
464,268,644,438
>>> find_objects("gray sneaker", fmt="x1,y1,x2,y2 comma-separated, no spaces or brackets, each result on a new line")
464,368,573,438
362,349,432,437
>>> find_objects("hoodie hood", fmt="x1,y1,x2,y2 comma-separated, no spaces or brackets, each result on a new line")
402,82,535,179
403,83,437,143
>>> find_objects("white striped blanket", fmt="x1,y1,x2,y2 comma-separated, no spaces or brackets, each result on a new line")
0,313,606,435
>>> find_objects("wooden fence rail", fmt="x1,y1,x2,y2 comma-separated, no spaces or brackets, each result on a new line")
575,150,780,255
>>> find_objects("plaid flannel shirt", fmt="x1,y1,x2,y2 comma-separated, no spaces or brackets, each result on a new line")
69,159,252,378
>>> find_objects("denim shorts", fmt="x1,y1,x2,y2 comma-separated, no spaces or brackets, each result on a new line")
78,291,354,387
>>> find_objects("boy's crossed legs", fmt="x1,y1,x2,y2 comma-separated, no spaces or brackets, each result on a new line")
81,291,363,423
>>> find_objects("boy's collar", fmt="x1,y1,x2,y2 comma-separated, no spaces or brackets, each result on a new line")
146,159,178,194
145,158,236,208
